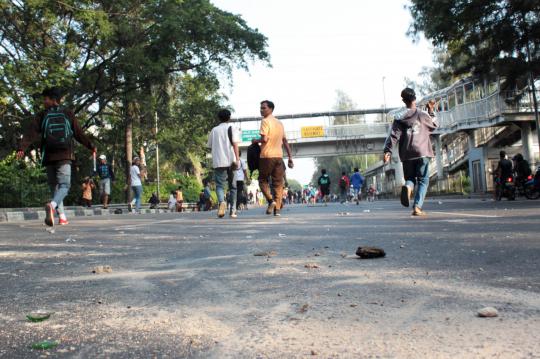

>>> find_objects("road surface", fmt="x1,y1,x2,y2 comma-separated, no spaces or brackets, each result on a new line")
0,199,539,358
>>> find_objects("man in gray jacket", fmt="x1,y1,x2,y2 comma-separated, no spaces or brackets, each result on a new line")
383,88,437,216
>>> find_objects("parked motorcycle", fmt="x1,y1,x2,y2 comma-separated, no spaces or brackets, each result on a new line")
495,175,516,201
524,166,540,200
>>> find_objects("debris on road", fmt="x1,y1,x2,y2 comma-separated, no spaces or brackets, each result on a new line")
298,304,309,313
278,233,287,237
477,307,499,317
26,310,52,322
340,252,348,258
92,265,113,274
363,209,371,213
304,263,319,269
356,247,386,259
65,237,76,243
254,251,277,257
337,212,351,216
311,350,318,356
31,340,59,350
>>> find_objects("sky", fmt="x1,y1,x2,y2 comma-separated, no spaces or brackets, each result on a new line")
211,0,435,185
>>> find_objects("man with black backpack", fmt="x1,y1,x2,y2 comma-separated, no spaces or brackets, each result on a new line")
17,87,96,227
317,169,331,204
207,109,240,218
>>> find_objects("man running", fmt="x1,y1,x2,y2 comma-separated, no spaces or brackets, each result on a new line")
317,169,331,204
17,87,96,226
350,167,364,204
207,109,240,218
383,88,437,216
257,100,294,216
338,171,350,204
96,154,114,209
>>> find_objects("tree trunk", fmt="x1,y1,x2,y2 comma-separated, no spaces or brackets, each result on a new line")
124,107,133,203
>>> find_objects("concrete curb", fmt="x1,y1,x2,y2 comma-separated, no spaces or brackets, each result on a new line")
0,207,187,224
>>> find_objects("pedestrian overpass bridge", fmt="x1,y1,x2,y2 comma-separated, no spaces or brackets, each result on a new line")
236,79,538,194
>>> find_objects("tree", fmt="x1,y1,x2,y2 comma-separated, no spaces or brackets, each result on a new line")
286,178,302,192
0,0,270,205
408,0,540,89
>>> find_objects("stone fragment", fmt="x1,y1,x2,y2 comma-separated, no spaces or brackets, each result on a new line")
304,263,319,269
356,247,386,259
478,307,498,317
92,265,113,274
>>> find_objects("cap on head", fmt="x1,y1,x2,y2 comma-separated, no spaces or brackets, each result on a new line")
401,87,416,104
99,155,106,160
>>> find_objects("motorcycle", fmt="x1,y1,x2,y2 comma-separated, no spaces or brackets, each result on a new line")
524,166,540,200
495,175,516,201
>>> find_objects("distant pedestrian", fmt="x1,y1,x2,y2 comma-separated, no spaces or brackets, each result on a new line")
81,177,95,208
130,157,143,213
149,192,160,209
203,182,213,211
168,191,176,211
17,87,96,226
96,154,114,209
339,172,350,204
257,100,294,216
317,169,331,204
350,168,364,204
235,151,249,210
384,88,437,216
176,186,184,212
207,109,240,218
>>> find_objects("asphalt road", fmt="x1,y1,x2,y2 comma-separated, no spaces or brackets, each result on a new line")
0,198,539,358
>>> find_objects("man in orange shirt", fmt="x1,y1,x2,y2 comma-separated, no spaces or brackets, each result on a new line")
258,100,294,216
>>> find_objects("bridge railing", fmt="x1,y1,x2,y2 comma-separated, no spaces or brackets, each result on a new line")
282,123,390,142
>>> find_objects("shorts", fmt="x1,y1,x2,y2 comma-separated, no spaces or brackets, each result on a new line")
99,178,111,195
320,186,330,196
353,187,361,196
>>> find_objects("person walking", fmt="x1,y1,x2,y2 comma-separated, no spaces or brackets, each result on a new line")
81,177,95,208
207,109,240,218
257,100,294,216
338,172,350,204
350,168,364,204
176,186,184,212
317,169,331,204
235,151,249,210
130,157,143,213
383,88,437,216
96,154,114,209
17,87,96,226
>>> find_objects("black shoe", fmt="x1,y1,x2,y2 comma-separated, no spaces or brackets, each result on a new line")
400,185,411,207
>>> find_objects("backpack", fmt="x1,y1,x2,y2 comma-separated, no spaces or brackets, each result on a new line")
319,176,329,186
41,107,73,150
339,177,347,189
247,142,261,174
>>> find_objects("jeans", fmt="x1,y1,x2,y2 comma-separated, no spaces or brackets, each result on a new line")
403,157,430,209
46,163,71,215
259,158,285,209
214,167,236,211
131,185,143,211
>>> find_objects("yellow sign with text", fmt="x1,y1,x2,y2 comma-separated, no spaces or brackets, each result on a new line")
301,126,324,138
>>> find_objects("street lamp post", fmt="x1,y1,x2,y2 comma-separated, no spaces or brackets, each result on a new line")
382,76,387,121
155,112,160,198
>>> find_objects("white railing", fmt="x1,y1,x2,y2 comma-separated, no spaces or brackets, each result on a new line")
283,123,390,142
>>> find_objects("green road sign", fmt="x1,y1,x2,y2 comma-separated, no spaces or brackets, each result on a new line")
242,130,260,142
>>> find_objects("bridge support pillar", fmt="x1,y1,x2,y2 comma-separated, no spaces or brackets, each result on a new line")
467,131,488,193
521,122,534,164
434,135,444,180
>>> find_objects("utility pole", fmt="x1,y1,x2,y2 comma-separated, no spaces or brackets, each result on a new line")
155,112,161,198
382,76,387,122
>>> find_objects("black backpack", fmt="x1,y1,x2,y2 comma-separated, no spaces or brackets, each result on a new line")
41,107,73,150
247,142,261,175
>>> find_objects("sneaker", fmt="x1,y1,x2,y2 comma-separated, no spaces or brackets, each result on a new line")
400,185,412,207
218,202,226,218
412,206,426,216
58,218,69,225
44,203,55,227
230,211,238,218
128,203,132,212
266,201,276,215
274,210,281,217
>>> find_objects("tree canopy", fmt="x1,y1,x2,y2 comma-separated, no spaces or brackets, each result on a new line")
408,0,540,89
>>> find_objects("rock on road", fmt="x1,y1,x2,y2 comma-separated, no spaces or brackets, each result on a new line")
0,199,539,358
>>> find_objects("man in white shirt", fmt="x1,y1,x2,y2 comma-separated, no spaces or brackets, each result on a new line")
130,157,143,213
235,151,249,210
207,109,240,218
